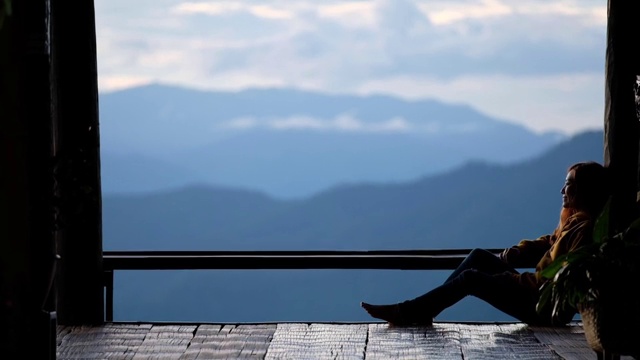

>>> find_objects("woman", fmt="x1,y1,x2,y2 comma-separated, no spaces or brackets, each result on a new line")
361,161,611,326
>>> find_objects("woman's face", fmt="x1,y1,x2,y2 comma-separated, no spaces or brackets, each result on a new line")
561,170,577,208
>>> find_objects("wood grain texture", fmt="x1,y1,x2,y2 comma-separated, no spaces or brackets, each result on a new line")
57,323,151,359
531,323,636,360
56,322,611,359
459,323,559,360
265,323,368,360
181,324,275,359
365,323,462,359
133,325,196,359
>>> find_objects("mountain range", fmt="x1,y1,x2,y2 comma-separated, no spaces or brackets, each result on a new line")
99,84,564,198
104,130,604,323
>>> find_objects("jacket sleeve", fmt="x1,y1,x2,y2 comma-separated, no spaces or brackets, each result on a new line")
512,215,593,290
508,235,554,268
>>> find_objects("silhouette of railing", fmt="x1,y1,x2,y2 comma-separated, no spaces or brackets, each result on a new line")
102,248,503,322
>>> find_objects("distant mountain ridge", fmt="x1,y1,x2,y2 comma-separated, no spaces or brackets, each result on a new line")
104,130,601,252
100,84,565,198
104,130,603,323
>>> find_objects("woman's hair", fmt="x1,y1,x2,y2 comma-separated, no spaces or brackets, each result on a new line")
568,161,611,216
557,161,611,234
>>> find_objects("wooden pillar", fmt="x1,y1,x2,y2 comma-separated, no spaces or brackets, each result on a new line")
50,0,104,325
603,0,640,231
0,0,58,358
636,76,640,199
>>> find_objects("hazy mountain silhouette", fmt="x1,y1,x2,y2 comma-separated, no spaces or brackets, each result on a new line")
104,130,602,323
99,84,564,197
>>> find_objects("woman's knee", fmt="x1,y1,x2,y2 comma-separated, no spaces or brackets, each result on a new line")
467,248,496,261
457,269,482,283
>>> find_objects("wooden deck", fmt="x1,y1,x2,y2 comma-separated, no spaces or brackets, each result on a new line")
56,321,636,359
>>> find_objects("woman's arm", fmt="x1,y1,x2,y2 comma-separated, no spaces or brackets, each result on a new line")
548,219,592,261
500,235,553,268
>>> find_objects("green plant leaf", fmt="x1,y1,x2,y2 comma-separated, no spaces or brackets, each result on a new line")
536,282,552,314
539,196,640,326
623,217,640,241
628,217,640,230
539,251,588,279
0,0,10,31
593,197,612,244
539,256,567,279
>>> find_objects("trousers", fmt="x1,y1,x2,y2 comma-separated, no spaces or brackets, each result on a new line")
398,248,544,325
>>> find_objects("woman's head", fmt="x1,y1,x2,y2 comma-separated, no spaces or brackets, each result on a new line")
561,161,610,216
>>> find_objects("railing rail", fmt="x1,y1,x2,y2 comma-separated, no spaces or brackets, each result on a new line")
102,248,504,321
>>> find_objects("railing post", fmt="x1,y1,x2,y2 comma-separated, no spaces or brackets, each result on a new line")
104,270,114,322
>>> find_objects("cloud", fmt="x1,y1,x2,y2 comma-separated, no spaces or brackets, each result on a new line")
317,2,378,28
218,114,490,135
416,0,606,26
419,0,512,25
172,2,245,16
172,2,296,20
94,0,609,134
96,0,606,79
221,117,258,129
219,115,414,133
99,75,153,92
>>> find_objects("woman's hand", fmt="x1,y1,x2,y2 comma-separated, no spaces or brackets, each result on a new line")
500,247,521,264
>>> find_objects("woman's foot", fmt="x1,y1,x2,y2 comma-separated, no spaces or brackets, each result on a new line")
361,302,433,326
361,302,402,324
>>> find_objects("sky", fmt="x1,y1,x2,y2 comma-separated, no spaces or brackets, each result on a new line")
94,0,608,135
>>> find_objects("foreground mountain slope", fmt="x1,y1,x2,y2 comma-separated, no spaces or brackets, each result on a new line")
104,130,602,251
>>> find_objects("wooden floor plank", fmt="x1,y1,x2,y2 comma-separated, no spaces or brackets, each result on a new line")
131,324,196,360
56,322,611,359
459,323,560,360
57,324,151,360
531,324,636,360
181,324,275,359
265,323,367,360
365,323,463,359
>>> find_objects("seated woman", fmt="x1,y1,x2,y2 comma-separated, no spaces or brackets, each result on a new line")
361,161,611,326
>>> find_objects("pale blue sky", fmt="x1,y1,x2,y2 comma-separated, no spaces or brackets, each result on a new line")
95,0,608,135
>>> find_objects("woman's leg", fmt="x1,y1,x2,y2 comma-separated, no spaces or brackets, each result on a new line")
445,248,518,283
398,269,540,325
361,249,523,326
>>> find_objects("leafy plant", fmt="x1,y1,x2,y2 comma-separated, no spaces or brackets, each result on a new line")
536,199,640,323
0,0,12,31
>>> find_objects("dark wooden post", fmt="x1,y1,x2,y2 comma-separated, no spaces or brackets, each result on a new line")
50,0,105,325
636,76,640,199
0,0,58,358
603,0,640,231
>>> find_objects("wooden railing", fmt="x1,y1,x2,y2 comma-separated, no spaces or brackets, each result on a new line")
102,248,503,322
